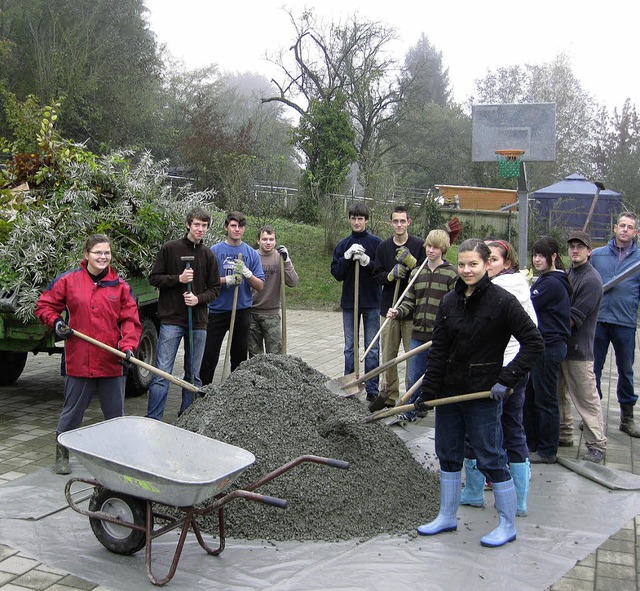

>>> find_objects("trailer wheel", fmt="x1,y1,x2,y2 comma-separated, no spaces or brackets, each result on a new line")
89,488,150,555
125,317,157,397
0,351,28,386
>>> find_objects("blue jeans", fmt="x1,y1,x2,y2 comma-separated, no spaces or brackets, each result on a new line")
593,322,638,406
435,397,511,483
524,342,567,457
146,324,207,420
342,308,379,395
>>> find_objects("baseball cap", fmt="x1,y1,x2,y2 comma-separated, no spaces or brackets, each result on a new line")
567,230,592,249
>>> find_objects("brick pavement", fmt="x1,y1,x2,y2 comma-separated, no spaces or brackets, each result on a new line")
0,309,638,590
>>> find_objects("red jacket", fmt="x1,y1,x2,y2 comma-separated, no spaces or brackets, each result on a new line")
35,260,142,378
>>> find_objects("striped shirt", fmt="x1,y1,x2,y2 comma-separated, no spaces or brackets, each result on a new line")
396,260,457,342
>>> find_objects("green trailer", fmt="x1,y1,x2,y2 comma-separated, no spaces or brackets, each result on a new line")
0,277,159,396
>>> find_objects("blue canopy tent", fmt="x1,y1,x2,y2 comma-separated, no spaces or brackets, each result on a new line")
531,174,623,242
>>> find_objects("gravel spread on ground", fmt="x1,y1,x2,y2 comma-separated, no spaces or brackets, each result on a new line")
175,354,439,541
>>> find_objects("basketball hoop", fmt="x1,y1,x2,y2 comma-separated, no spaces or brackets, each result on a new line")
495,149,525,178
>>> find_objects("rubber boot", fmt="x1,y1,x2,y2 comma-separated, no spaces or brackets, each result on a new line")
417,470,461,536
480,479,517,547
510,460,530,517
620,404,640,438
54,443,71,475
460,458,485,507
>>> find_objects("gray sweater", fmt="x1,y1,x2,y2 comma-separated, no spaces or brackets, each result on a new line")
567,261,603,361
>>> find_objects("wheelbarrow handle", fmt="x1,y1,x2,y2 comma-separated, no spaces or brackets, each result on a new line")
70,329,202,394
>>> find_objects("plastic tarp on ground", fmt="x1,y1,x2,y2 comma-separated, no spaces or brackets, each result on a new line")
2,423,640,591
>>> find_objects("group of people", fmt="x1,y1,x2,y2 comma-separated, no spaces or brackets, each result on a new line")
36,208,297,474
330,204,640,548
35,201,640,548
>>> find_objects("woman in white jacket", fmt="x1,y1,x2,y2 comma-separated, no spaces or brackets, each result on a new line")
461,240,538,517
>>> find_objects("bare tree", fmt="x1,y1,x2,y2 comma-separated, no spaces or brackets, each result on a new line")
262,9,404,201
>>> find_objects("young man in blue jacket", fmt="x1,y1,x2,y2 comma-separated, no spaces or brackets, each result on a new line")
591,212,640,438
331,202,382,400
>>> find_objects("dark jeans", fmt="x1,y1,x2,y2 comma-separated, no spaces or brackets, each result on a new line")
593,322,638,406
524,342,567,457
200,308,251,385
435,396,511,483
464,373,530,464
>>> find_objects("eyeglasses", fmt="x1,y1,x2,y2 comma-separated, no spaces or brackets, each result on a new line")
89,251,112,257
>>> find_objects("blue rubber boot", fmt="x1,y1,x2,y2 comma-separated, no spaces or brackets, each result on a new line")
480,479,517,547
417,470,461,536
460,458,485,507
510,460,530,517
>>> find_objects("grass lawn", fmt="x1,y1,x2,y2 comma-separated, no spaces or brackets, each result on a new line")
238,217,459,311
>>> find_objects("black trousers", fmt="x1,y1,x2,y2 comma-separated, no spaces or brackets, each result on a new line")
200,308,251,385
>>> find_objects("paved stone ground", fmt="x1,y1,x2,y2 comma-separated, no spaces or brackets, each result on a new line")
0,309,638,590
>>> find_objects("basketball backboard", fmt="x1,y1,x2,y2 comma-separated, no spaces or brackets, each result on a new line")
471,103,556,162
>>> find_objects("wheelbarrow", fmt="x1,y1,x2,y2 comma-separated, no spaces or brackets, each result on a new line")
58,417,349,586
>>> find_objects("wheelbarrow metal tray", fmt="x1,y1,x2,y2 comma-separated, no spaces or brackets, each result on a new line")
58,417,255,507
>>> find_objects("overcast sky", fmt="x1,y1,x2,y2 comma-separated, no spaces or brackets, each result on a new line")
144,0,637,112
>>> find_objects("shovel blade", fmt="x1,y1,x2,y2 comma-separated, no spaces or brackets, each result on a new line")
325,373,364,397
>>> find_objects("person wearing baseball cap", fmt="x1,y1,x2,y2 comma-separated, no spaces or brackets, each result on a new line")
557,229,607,462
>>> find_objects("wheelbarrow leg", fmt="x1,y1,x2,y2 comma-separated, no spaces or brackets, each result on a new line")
145,502,193,587
192,506,225,556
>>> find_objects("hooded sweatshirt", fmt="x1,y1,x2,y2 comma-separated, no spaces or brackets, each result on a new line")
530,269,572,348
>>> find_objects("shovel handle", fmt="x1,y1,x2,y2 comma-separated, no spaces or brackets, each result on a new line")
399,375,423,405
361,255,430,362
280,255,287,354
364,390,493,423
71,329,201,394
342,341,432,391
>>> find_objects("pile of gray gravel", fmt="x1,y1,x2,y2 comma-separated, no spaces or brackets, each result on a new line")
176,354,439,541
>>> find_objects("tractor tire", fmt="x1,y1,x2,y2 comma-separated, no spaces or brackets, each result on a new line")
89,487,150,555
125,317,157,397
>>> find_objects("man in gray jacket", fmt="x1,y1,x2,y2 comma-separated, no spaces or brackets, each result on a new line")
558,230,607,463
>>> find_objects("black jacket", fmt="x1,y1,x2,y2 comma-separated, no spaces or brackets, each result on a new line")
149,235,220,329
420,273,543,400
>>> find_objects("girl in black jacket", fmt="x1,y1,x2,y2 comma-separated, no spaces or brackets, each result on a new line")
414,239,543,547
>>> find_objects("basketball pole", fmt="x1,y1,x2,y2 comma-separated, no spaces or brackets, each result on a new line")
517,160,529,270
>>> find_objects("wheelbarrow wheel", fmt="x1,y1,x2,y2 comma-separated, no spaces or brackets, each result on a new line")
89,487,150,555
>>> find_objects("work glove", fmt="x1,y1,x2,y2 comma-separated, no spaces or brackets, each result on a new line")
54,319,73,339
413,398,429,413
490,383,511,401
119,350,134,369
344,243,365,260
352,251,370,267
276,245,289,261
387,263,408,281
235,259,253,278
395,246,417,269
444,217,463,244
226,273,243,286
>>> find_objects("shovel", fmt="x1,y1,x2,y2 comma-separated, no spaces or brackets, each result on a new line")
71,329,202,394
360,255,429,363
367,342,431,412
326,340,432,397
222,253,242,382
280,254,287,354
364,390,494,423
353,259,360,379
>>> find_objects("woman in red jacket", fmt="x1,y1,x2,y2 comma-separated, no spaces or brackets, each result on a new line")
35,234,142,474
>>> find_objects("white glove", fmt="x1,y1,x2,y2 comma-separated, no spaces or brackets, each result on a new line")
276,245,289,261
353,251,370,267
344,244,365,260
226,273,243,286
235,259,253,278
